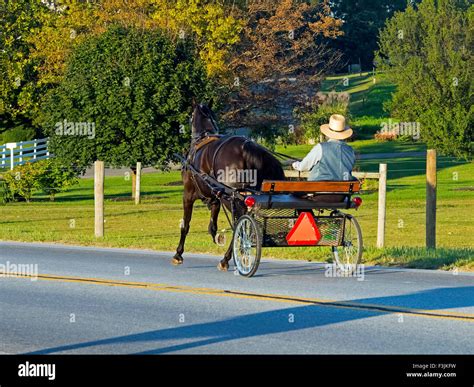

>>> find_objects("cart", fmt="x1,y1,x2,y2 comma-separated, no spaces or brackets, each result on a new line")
177,153,363,278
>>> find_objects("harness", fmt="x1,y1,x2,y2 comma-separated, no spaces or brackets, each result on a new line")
187,134,221,164
209,135,239,177
184,104,298,207
185,134,251,207
185,134,224,205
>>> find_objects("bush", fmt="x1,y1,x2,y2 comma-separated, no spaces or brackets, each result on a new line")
298,91,350,143
0,177,8,204
0,127,36,144
278,125,304,146
36,159,78,201
251,125,300,150
374,131,397,142
2,162,44,202
2,159,78,202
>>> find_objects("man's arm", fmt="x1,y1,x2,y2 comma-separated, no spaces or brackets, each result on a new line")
292,144,322,171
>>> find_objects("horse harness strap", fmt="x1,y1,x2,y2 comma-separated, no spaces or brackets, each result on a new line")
194,135,221,152
209,135,237,178
186,135,250,205
187,134,221,164
186,134,223,205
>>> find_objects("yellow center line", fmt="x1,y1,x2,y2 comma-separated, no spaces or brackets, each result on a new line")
1,272,474,322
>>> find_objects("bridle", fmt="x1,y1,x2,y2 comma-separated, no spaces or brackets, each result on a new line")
191,104,220,142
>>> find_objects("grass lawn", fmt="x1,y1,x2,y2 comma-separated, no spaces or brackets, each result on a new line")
1,72,472,271
1,157,473,271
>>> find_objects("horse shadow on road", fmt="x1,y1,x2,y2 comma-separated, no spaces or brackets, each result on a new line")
26,285,474,354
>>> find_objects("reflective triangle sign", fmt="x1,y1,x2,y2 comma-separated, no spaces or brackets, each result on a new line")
286,212,321,246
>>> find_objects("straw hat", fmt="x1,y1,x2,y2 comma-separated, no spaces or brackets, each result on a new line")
320,114,353,140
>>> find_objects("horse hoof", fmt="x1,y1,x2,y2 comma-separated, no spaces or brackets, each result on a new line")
172,256,183,266
217,261,229,272
214,233,226,246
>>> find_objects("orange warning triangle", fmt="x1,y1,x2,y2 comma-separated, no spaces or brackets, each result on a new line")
286,212,321,246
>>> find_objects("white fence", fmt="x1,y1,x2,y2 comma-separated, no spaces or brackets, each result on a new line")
0,138,51,170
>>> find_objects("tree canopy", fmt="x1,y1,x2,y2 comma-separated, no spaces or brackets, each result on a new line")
330,0,413,71
221,0,343,132
0,0,51,136
376,0,473,157
40,25,213,170
1,0,242,135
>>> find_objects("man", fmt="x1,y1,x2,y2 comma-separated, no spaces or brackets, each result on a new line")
292,114,356,181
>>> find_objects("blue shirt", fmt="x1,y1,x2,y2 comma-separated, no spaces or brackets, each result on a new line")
292,139,356,181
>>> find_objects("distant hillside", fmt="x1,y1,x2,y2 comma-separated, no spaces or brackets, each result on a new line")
320,72,396,140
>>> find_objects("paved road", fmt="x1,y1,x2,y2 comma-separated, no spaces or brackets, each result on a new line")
0,241,472,354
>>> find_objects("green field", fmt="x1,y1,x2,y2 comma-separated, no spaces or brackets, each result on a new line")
1,73,473,271
321,72,396,138
0,157,472,271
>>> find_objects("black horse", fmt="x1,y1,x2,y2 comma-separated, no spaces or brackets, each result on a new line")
172,102,285,271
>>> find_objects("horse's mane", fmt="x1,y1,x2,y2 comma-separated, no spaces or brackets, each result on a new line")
242,140,285,189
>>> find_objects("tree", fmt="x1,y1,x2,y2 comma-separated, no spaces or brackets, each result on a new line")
0,0,51,135
28,0,162,91
28,0,243,93
1,0,241,135
221,0,343,133
329,0,411,71
376,0,473,157
151,0,244,78
39,25,214,174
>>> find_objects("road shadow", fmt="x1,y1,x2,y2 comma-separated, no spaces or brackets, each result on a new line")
25,286,474,355
253,264,406,278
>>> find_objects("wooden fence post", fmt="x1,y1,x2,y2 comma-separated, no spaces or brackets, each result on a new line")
376,163,387,248
426,149,437,249
94,160,104,238
135,162,141,205
131,167,136,199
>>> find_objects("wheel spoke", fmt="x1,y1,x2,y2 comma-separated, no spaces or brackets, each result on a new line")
233,216,261,276
333,216,362,274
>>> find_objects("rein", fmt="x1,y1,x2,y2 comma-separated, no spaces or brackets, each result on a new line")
267,149,301,162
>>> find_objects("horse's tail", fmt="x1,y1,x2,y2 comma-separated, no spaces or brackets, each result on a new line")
242,140,285,189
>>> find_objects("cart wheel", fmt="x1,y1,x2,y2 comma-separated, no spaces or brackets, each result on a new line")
232,215,262,277
332,215,363,275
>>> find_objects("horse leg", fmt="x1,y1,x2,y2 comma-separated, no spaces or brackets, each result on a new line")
217,203,245,272
208,200,220,243
217,242,233,272
172,197,195,265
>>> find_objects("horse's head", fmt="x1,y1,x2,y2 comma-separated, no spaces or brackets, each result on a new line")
191,101,219,140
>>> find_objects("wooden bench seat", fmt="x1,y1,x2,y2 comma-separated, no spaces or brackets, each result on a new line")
261,180,361,194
